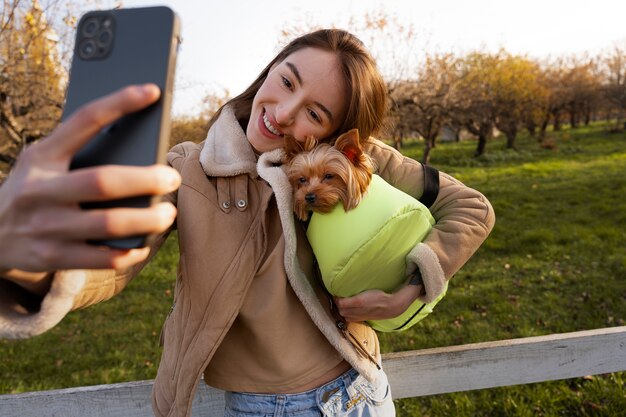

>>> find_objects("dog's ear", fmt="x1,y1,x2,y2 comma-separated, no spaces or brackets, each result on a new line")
283,135,318,162
301,135,318,152
334,129,363,165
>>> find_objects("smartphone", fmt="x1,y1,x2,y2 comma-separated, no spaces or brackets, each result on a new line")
64,6,181,249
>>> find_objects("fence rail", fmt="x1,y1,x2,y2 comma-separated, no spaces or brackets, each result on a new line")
2,326,625,416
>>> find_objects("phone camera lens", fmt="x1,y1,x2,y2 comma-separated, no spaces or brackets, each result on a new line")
97,29,113,47
79,39,97,59
82,17,99,37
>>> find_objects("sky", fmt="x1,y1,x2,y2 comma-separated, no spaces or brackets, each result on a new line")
119,0,626,117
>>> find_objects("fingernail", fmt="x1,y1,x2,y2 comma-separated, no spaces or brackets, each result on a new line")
141,83,160,98
160,168,181,189
162,203,177,219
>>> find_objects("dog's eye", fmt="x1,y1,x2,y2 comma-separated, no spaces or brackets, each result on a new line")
299,177,307,184
324,173,334,180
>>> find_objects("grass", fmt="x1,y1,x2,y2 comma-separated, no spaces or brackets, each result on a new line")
383,124,626,415
1,122,625,415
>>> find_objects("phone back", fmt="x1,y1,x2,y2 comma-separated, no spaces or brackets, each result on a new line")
64,7,180,248
65,6,179,171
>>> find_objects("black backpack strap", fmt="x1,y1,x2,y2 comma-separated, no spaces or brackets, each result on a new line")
419,163,440,208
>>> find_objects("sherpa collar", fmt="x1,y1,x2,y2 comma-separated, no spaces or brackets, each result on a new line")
199,106,258,178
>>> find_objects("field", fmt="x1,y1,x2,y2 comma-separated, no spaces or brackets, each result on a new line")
1,123,625,416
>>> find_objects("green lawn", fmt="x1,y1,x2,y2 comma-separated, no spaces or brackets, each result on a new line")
1,123,625,416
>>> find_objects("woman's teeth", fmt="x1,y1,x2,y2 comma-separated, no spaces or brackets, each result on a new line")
263,112,282,136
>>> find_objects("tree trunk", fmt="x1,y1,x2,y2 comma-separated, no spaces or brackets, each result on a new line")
393,134,402,150
0,103,26,147
569,110,579,129
539,116,550,140
553,112,562,131
505,128,517,150
474,134,487,157
584,103,593,126
422,137,433,165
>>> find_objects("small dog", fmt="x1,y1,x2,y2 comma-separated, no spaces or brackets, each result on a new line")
283,128,375,221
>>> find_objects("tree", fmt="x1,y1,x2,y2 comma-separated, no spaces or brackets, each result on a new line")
390,54,457,163
561,55,602,129
0,0,67,171
450,51,499,157
169,89,231,147
602,44,626,130
535,60,568,139
279,8,422,86
491,53,543,150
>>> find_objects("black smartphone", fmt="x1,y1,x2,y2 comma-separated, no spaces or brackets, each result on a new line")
64,6,181,249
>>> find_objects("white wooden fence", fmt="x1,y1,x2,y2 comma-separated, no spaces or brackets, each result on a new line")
1,326,625,416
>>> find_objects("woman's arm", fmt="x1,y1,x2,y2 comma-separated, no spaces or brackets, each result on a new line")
0,84,180,275
0,85,183,339
335,138,495,322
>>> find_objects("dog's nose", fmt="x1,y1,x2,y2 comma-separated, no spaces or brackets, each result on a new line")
305,193,316,203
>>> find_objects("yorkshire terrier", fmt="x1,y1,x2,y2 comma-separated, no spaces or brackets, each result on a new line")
283,128,375,221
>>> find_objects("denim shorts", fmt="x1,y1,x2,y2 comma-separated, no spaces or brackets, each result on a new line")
223,368,395,416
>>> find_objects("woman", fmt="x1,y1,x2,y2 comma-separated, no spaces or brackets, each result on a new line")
0,29,495,417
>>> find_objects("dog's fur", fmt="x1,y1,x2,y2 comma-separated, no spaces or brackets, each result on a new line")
284,129,375,221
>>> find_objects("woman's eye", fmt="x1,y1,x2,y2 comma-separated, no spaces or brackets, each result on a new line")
308,109,321,123
282,76,293,89
324,173,334,180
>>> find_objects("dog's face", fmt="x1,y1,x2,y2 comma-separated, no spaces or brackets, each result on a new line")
284,129,374,221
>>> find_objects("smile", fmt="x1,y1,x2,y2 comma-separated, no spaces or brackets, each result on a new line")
263,111,282,137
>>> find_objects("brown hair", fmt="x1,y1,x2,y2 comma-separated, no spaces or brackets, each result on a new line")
207,29,388,142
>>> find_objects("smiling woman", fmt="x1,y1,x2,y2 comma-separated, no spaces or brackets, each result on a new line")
1,28,494,417
208,28,388,151
246,48,347,153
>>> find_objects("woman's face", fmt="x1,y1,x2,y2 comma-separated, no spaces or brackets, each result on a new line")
246,47,348,153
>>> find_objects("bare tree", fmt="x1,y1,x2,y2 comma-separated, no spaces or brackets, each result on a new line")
602,44,626,130
560,55,603,129
390,54,457,163
535,60,569,139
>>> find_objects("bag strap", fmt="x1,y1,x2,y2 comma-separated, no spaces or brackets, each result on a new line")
419,163,440,208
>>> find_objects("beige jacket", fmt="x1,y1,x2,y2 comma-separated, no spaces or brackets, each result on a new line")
0,106,495,416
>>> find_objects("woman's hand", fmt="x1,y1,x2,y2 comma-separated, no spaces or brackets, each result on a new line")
334,283,424,322
0,84,181,274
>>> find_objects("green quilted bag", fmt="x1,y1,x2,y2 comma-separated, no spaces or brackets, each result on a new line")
307,174,447,332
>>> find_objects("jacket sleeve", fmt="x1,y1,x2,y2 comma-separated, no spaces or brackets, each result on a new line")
365,139,495,303
0,143,192,340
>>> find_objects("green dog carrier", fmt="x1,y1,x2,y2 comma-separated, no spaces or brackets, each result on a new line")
307,173,447,332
